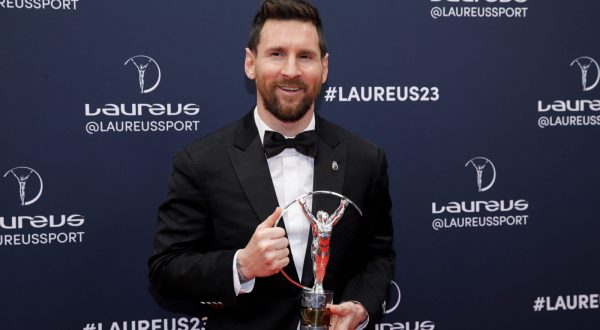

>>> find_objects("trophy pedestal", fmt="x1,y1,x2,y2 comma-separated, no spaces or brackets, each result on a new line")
300,290,334,330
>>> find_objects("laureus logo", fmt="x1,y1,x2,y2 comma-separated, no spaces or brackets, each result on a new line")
3,167,43,206
383,280,401,315
124,55,161,94
571,56,600,92
465,157,496,192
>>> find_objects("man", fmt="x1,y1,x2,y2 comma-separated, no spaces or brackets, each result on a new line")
149,1,394,329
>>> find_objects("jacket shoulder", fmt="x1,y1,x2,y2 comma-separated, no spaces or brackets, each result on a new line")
183,120,239,156
319,116,384,158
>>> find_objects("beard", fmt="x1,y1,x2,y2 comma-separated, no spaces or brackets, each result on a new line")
256,76,322,123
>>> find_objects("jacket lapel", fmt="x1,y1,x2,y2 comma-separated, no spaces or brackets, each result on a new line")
301,116,347,287
228,111,302,283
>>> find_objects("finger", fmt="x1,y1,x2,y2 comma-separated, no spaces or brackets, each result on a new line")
271,236,289,249
272,256,289,271
256,227,286,240
331,316,352,330
255,235,286,255
329,314,339,329
258,207,282,229
267,247,289,260
327,304,345,316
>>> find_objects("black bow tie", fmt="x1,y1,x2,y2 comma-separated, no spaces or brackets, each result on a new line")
263,130,318,158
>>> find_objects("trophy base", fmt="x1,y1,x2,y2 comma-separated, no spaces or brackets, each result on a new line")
300,290,334,329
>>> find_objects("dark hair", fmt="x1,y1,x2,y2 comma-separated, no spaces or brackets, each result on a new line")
248,0,327,57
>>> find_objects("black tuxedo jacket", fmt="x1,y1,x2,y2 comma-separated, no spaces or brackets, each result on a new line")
149,111,394,330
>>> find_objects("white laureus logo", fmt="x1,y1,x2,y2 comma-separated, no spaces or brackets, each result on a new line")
382,280,401,314
465,157,496,192
570,56,600,92
3,166,44,206
124,55,161,94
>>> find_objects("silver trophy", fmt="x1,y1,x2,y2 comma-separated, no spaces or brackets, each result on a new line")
278,191,362,330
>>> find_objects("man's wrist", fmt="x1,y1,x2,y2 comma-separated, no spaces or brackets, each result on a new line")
235,251,252,283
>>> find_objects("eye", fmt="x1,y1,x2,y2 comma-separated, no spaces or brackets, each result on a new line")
271,52,284,57
299,53,315,61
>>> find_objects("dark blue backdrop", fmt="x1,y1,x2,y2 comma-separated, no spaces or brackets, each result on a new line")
1,0,599,329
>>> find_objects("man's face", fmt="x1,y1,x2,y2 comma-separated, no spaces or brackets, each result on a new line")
245,19,329,123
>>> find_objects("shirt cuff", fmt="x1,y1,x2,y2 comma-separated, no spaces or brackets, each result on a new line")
357,314,369,330
233,249,255,295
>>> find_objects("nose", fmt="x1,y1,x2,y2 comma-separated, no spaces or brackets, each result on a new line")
281,57,301,78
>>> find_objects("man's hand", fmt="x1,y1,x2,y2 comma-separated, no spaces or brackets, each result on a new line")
237,208,289,279
328,302,368,330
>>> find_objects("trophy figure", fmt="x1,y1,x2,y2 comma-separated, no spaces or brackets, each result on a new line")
279,191,362,330
8,169,33,206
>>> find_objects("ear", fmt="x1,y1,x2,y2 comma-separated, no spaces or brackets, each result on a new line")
244,48,256,80
321,53,329,83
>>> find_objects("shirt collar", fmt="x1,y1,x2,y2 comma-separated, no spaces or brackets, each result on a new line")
253,106,316,144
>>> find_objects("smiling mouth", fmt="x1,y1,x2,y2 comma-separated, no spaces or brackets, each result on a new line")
278,86,303,93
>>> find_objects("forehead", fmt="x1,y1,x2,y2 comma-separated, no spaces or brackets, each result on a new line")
257,19,320,53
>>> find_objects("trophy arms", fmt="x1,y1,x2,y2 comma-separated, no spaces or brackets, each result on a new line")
280,191,363,218
329,198,349,227
275,191,362,228
298,197,319,228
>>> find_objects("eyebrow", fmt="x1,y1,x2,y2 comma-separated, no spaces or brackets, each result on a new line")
264,47,285,54
263,47,319,56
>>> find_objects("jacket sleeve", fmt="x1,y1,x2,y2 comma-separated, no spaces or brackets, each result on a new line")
148,148,238,305
339,147,395,323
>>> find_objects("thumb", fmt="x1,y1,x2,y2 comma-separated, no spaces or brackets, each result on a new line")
258,207,282,229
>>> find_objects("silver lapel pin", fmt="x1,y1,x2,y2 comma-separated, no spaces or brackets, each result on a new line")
331,161,339,171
